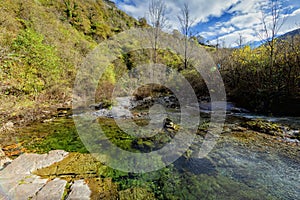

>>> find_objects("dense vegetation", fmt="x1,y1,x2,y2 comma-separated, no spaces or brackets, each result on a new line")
219,36,300,115
0,0,299,129
0,0,142,125
0,1,299,199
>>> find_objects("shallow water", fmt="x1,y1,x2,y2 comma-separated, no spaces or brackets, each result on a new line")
2,110,300,199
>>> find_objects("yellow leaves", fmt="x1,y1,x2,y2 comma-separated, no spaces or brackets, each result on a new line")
101,64,116,85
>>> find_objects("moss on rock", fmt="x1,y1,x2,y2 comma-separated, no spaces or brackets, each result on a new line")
242,119,283,136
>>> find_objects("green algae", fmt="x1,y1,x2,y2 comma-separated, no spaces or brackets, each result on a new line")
34,153,106,179
33,151,276,200
22,118,88,154
118,188,156,200
13,115,298,200
88,178,119,200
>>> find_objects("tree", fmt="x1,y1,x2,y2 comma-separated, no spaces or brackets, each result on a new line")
258,0,286,79
197,35,206,45
177,3,195,69
148,0,167,63
138,17,147,28
235,33,244,49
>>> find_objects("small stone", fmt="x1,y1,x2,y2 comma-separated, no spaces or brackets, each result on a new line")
0,121,14,132
232,126,247,132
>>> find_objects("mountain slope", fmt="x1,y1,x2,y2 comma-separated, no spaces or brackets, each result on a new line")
0,0,139,125
278,28,300,40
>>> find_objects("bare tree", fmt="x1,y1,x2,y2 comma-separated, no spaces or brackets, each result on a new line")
215,36,220,50
235,33,244,49
258,0,286,78
148,0,167,63
177,3,195,69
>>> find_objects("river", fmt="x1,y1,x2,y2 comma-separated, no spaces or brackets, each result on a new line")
0,98,299,199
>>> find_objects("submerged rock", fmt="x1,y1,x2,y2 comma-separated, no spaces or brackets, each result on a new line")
34,153,107,179
174,157,217,175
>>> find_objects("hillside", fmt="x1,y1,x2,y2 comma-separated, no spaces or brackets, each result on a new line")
278,28,300,40
0,0,140,125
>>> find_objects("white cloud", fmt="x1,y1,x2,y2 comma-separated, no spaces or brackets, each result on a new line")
228,0,263,13
113,0,300,46
278,8,300,35
115,0,240,28
210,29,259,47
219,26,236,35
225,13,261,29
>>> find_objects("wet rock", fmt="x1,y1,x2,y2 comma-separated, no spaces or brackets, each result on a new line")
34,153,106,179
132,138,155,152
67,180,91,200
159,95,179,109
163,118,175,130
222,126,231,134
199,101,249,114
90,101,112,110
174,157,217,175
90,102,104,110
110,107,132,118
231,126,247,132
289,130,300,140
242,119,283,136
283,138,300,144
56,107,72,117
118,188,156,200
132,95,179,110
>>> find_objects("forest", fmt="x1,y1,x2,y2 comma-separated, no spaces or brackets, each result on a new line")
0,0,299,127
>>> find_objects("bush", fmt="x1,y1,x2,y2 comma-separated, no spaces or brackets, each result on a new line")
11,28,63,95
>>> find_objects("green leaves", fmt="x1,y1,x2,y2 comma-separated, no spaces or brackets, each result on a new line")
11,28,62,94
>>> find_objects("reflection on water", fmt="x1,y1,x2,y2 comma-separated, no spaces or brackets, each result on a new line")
3,111,299,200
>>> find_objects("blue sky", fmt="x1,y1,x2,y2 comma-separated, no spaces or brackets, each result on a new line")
111,0,300,47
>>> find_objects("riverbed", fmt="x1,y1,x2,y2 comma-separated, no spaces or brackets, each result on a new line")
0,99,299,199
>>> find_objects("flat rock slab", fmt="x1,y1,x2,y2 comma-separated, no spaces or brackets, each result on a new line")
67,180,91,200
32,178,67,200
0,150,68,200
